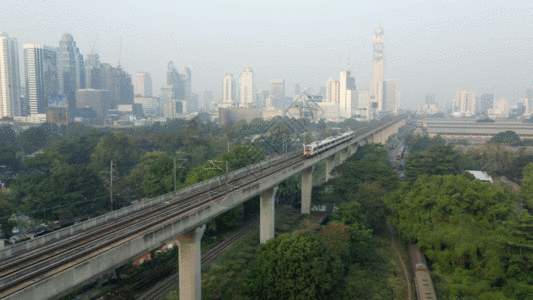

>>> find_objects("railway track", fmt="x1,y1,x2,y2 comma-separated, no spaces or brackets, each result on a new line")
0,116,404,299
0,153,303,298
136,218,260,300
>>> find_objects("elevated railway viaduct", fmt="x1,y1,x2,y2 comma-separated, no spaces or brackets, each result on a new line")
0,116,406,300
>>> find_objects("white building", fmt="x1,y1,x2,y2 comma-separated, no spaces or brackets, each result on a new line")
239,67,254,107
222,74,236,107
339,71,356,119
382,79,399,112
453,89,476,117
0,33,21,118
135,73,152,97
326,78,340,103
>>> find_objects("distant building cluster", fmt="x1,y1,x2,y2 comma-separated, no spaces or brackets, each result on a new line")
0,32,138,125
216,26,401,124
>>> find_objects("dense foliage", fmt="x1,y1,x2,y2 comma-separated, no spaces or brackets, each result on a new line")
244,231,344,300
405,145,464,181
385,174,533,299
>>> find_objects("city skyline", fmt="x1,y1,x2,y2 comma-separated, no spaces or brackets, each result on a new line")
1,0,532,110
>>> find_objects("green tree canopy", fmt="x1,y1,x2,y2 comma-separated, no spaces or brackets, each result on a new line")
384,174,523,297
244,231,343,300
489,131,522,145
405,145,463,181
91,131,139,173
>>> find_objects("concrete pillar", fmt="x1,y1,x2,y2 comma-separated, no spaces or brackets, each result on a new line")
0,239,4,250
177,224,206,300
301,166,314,214
339,148,350,163
260,186,278,243
325,155,336,182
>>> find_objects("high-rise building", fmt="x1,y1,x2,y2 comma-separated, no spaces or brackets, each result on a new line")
453,89,476,116
165,62,190,103
0,33,21,118
339,71,356,119
85,59,133,108
23,45,62,115
135,73,152,97
239,67,254,107
370,27,385,111
270,79,285,108
326,78,340,103
382,79,399,112
57,33,85,108
478,94,494,114
295,83,301,96
526,88,533,115
222,74,236,106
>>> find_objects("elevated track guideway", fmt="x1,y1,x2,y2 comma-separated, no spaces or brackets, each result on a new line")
0,115,406,300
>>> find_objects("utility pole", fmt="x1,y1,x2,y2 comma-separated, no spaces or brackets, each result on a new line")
110,160,114,212
174,157,177,192
226,161,229,195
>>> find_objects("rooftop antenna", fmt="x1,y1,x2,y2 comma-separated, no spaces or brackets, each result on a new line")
348,51,351,72
118,38,122,68
90,34,99,55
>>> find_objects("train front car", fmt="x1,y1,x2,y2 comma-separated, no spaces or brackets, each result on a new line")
303,142,317,157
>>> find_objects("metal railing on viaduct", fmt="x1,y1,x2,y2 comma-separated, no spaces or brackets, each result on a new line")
0,115,406,300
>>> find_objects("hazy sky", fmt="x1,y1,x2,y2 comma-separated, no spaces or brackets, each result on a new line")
2,0,532,109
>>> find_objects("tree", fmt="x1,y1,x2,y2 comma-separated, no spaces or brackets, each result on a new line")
405,145,463,181
0,196,15,238
331,200,373,261
519,162,533,209
318,222,352,260
489,131,522,145
19,127,47,154
384,174,518,296
91,131,139,173
244,231,343,300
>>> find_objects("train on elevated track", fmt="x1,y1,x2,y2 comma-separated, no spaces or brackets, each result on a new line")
303,118,399,157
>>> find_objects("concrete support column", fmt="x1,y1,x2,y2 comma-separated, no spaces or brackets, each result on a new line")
0,239,4,250
349,144,358,156
325,155,336,182
301,166,314,214
260,186,278,243
177,224,206,300
339,148,350,163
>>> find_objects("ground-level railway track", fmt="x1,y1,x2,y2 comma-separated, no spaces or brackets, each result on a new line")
0,152,304,298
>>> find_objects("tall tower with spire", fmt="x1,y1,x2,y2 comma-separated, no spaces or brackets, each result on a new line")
370,27,384,112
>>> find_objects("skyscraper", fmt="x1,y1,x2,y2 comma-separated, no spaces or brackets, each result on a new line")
24,45,62,115
326,78,340,103
270,79,285,108
239,67,254,107
339,71,356,118
0,33,21,118
295,83,301,96
84,60,133,109
382,79,399,112
57,33,85,108
370,27,385,111
222,74,236,106
526,88,533,115
166,62,188,100
453,89,476,116
135,73,152,97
